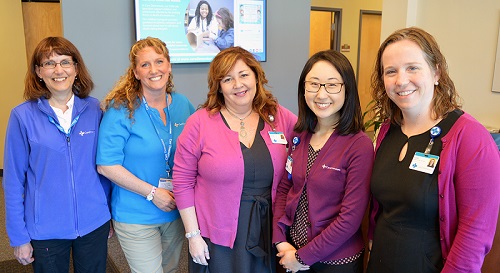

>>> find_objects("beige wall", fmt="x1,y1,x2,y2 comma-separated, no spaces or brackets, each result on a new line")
311,0,383,73
0,1,27,170
381,0,500,128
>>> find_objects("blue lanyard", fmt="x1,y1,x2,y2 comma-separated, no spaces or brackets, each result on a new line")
142,96,173,178
48,114,80,137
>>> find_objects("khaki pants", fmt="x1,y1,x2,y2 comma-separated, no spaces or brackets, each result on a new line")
113,218,184,273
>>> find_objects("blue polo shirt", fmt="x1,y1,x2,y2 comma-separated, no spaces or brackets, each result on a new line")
97,92,194,224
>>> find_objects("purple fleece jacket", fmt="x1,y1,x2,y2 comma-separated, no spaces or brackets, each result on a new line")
273,130,374,265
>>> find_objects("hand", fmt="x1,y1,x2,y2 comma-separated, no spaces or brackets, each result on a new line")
276,241,296,253
188,235,210,266
108,222,115,238
277,250,309,272
367,240,372,263
152,188,177,212
14,243,34,265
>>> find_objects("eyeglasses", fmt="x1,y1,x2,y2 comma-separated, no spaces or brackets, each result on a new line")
304,81,344,94
39,60,76,69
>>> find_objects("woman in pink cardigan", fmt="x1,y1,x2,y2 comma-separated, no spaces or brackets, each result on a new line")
173,46,296,273
367,27,500,273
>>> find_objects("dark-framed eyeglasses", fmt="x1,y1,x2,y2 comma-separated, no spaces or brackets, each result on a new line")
39,60,76,69
304,81,344,94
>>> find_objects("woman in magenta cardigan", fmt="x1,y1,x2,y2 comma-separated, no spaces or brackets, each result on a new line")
173,46,297,273
367,27,500,273
273,50,374,273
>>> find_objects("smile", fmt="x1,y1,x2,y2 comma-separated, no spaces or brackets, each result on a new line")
149,75,162,81
397,90,415,96
315,102,332,109
52,77,67,82
234,90,248,96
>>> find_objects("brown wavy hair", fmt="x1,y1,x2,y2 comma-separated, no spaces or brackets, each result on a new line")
24,36,94,100
102,37,173,118
371,27,461,125
202,46,277,126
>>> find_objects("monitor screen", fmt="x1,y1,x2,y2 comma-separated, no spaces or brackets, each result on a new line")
134,0,266,64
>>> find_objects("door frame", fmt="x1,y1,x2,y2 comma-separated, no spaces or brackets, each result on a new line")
311,6,342,52
356,9,382,83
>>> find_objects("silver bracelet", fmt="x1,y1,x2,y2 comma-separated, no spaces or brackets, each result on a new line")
185,229,201,239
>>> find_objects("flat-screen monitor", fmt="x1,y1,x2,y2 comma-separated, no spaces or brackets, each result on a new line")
134,0,266,64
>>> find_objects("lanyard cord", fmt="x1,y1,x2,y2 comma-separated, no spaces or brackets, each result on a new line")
142,96,173,178
48,114,80,137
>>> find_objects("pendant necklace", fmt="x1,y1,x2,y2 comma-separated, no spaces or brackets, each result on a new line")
225,107,253,138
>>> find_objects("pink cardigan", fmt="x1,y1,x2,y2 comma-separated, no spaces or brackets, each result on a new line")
369,112,500,272
173,105,297,248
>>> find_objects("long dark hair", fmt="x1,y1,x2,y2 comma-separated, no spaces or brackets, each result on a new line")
295,50,364,135
194,1,214,28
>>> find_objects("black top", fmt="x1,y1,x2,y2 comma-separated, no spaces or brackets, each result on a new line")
367,110,462,273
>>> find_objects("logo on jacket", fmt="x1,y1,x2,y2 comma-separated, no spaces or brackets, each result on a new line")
322,164,341,171
79,130,95,136
174,123,186,127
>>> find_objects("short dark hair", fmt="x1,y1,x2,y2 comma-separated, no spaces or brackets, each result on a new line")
295,50,364,135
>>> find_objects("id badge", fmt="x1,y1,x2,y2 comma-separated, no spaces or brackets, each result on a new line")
285,155,293,174
158,178,173,191
268,131,288,144
409,152,439,174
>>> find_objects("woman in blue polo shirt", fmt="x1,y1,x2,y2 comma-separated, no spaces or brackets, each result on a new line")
97,37,195,273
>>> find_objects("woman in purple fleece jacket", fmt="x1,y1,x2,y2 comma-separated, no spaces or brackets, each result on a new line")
367,27,500,273
273,50,374,273
173,46,297,273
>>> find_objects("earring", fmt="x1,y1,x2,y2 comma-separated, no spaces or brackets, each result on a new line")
39,78,43,82
434,81,439,86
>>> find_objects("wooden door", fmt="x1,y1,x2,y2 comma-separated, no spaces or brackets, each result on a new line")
357,12,381,130
22,2,62,61
309,10,333,57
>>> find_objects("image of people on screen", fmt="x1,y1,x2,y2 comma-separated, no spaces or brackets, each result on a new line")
213,7,234,50
187,1,218,38
238,4,262,25
186,0,220,53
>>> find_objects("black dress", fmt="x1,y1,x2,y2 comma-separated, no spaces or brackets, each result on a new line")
189,118,275,273
367,110,462,273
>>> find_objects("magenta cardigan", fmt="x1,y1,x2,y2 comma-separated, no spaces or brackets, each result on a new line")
369,112,500,272
273,130,374,265
173,105,297,248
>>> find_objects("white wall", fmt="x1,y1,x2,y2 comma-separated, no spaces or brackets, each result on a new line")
61,0,311,114
381,0,500,129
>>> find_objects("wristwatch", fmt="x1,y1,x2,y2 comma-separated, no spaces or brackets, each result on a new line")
146,186,157,201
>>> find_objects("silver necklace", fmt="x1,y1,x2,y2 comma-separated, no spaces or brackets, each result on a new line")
225,107,253,138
